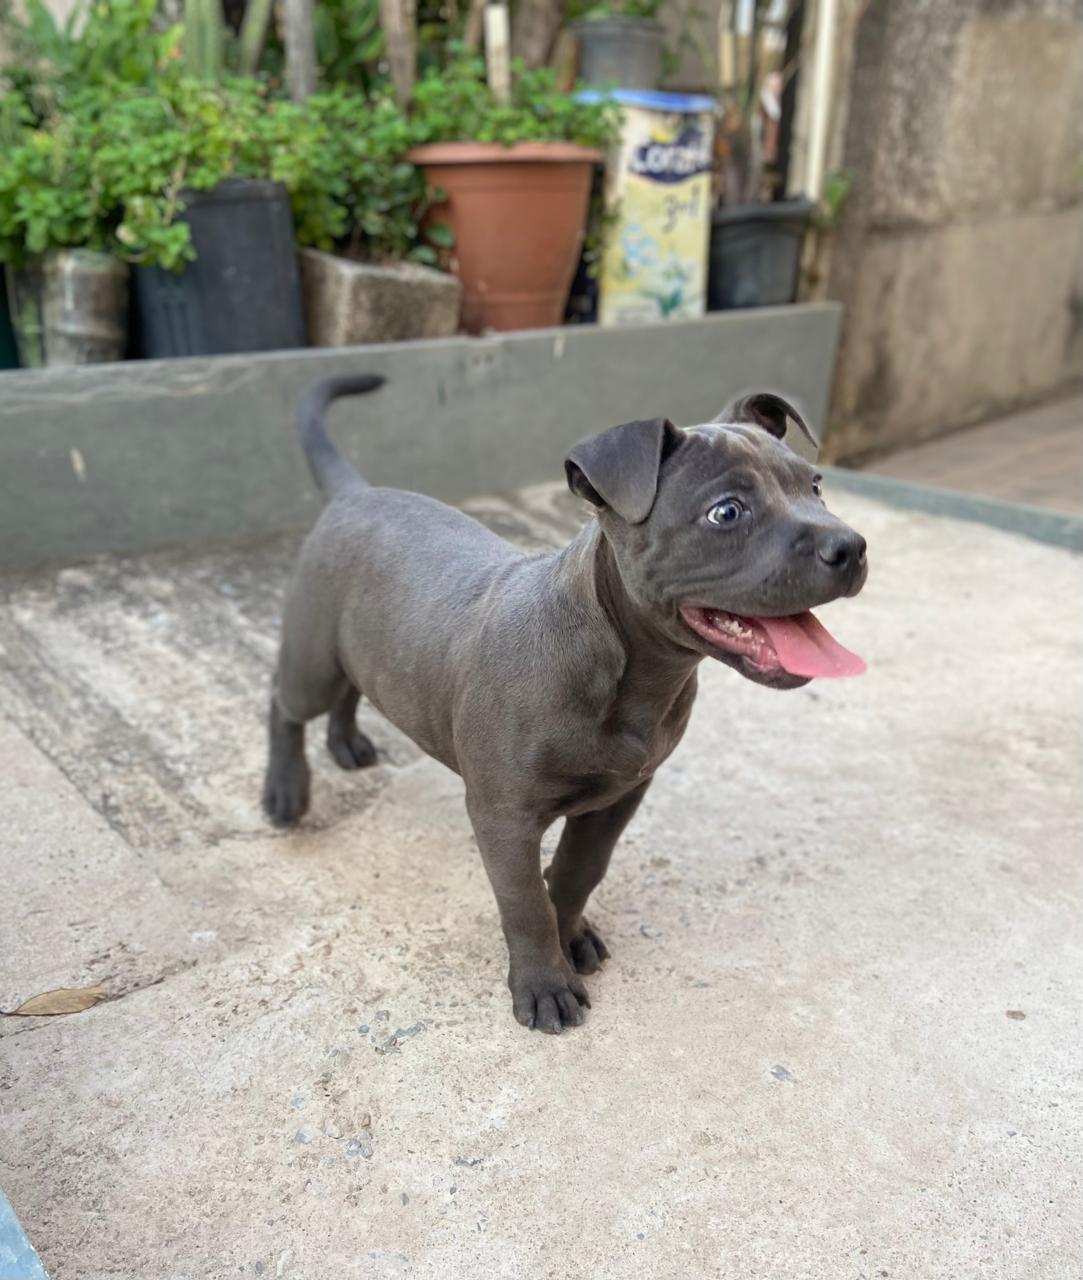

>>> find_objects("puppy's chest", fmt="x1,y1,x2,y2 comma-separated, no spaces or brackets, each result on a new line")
549,677,697,814
603,692,695,779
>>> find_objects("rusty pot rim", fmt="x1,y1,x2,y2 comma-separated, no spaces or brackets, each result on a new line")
406,142,605,166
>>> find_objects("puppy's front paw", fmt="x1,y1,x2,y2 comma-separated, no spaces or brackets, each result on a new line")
563,918,610,975
508,963,590,1034
262,759,310,827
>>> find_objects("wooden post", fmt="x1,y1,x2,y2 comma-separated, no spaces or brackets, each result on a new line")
463,0,486,51
379,0,418,105
510,0,561,68
549,27,578,92
283,0,317,101
239,0,275,77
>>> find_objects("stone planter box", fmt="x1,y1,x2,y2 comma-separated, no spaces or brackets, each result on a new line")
299,249,462,346
5,250,129,368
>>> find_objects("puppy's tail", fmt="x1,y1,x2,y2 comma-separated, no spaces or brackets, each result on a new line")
297,373,386,499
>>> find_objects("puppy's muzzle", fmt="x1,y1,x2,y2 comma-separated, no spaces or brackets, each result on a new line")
815,528,868,597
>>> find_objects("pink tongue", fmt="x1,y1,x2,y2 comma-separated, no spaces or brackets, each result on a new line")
757,612,866,678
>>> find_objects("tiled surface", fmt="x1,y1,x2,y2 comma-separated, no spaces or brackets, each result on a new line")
863,391,1081,515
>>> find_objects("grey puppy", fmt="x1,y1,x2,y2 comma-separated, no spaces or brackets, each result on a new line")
264,375,868,1033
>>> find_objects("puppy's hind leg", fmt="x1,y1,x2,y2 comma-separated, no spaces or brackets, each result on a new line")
262,649,341,827
326,684,377,771
263,695,311,827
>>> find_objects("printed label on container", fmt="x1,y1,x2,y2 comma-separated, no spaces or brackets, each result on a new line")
599,106,715,327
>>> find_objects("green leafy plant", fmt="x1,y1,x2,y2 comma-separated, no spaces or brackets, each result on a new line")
409,50,621,149
0,0,183,119
89,78,437,269
92,78,269,269
2,10,624,275
287,90,432,261
0,67,444,271
811,169,851,232
314,0,385,89
0,90,107,265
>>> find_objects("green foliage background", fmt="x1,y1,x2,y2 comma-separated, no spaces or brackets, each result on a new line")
0,0,621,270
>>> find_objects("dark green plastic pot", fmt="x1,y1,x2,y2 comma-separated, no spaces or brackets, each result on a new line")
707,199,815,310
0,274,17,369
132,178,306,358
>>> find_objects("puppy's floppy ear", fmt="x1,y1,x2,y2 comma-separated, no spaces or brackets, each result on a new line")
565,417,680,524
715,392,819,450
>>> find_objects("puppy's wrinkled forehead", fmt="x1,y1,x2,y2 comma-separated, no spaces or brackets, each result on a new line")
684,422,793,453
674,422,816,492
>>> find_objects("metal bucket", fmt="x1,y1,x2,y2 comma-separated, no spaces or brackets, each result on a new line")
573,17,664,92
5,250,129,368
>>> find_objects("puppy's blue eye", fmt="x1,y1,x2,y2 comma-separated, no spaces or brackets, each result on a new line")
812,476,823,498
706,498,744,526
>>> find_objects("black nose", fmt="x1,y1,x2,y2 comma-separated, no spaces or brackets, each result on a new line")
817,530,867,571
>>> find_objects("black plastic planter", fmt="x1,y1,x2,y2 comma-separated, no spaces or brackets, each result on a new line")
132,178,306,358
707,199,814,310
0,275,17,369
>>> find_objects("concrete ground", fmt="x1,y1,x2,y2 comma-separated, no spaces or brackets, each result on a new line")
1,482,1080,1280
864,391,1082,517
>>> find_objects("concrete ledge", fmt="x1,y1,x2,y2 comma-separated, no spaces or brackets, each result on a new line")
825,465,1083,553
0,307,839,570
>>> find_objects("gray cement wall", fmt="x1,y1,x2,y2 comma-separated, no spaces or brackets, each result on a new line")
0,305,838,570
825,0,1083,462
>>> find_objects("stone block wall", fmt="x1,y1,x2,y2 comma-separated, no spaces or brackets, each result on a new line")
825,0,1083,461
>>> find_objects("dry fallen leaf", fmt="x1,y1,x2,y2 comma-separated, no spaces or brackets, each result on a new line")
5,985,107,1016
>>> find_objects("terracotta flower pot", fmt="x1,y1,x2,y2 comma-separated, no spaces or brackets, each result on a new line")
407,142,602,333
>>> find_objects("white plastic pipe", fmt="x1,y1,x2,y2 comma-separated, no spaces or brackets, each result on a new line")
485,3,511,106
803,0,839,201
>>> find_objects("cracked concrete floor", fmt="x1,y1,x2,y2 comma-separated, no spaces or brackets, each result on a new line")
1,483,1080,1280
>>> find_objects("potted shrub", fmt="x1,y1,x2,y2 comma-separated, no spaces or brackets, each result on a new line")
289,89,462,346
0,0,168,367
0,0,306,360
94,77,307,359
406,53,620,332
570,0,665,92
0,94,130,367
55,0,307,359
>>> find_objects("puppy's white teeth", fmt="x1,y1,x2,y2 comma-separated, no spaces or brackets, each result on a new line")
718,619,748,639
703,610,757,645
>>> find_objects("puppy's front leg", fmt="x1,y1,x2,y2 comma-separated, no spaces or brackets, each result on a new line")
466,799,591,1034
545,778,651,974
